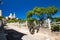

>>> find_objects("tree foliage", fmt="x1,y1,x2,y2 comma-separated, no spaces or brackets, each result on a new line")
26,10,34,18
27,6,58,21
26,6,58,27
0,16,4,20
52,17,60,22
46,6,58,18
33,6,58,19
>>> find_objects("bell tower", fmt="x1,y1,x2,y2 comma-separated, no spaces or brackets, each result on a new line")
13,12,16,18
9,13,13,19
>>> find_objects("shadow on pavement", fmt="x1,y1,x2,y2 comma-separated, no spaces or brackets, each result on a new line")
4,29,27,40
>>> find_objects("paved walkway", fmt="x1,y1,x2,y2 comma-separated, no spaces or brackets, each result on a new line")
4,24,60,40
0,29,7,40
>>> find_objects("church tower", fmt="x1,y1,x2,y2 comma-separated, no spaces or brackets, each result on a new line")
9,13,13,19
0,10,2,16
13,12,16,18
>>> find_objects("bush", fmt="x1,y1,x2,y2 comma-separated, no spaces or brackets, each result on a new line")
0,16,4,20
51,25,60,31
7,19,19,23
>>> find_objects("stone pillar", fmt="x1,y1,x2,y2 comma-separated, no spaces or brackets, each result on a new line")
34,21,36,26
34,21,37,34
26,20,27,27
48,18,51,29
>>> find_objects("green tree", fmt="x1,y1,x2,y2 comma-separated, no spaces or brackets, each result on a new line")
52,17,60,22
33,6,58,26
26,10,34,19
33,7,46,26
0,16,4,20
46,6,58,18
26,6,58,27
26,10,38,26
33,6,58,19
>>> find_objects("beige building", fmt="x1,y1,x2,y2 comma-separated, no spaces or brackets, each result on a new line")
0,10,2,16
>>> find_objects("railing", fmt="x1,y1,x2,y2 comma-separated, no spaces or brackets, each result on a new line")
41,22,60,28
44,22,60,27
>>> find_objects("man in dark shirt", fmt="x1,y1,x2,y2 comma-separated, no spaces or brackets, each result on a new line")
0,19,3,30
27,21,35,34
2,18,7,26
0,18,7,30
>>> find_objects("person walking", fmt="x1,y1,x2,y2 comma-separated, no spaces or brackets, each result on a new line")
35,24,40,33
27,21,35,34
34,21,40,33
0,19,3,30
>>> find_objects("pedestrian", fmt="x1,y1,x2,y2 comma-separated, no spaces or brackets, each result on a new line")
2,18,7,26
27,21,35,34
35,24,40,33
0,18,3,30
34,21,41,33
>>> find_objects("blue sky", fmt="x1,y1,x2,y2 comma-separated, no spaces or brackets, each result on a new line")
0,0,60,19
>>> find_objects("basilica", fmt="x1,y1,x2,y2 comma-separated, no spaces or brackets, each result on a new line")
0,10,18,20
6,13,16,19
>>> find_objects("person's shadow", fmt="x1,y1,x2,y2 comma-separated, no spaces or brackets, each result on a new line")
4,29,27,40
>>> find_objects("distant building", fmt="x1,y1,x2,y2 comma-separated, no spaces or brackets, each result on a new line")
13,13,16,18
0,10,18,20
9,13,13,19
0,10,2,16
6,12,18,20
